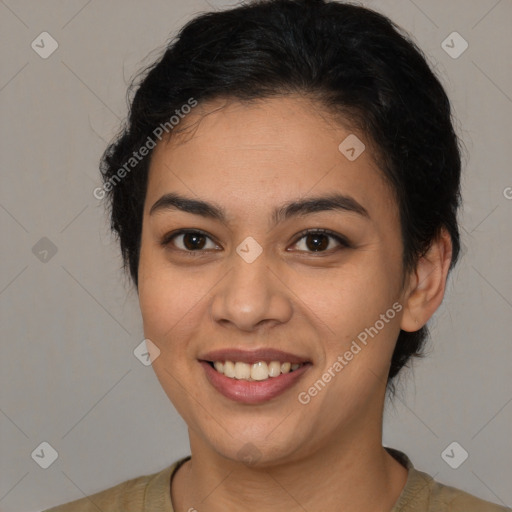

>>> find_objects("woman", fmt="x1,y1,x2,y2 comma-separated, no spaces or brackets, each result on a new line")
45,0,510,510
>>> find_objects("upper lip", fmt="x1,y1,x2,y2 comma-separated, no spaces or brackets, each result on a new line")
198,348,311,365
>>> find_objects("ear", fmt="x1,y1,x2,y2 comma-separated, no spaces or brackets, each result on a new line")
400,228,453,332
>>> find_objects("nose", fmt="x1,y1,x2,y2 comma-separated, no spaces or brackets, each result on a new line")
209,249,293,333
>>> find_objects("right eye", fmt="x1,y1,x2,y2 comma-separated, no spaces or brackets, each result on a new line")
161,229,221,253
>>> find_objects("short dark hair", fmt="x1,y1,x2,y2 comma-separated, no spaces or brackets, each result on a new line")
100,0,462,387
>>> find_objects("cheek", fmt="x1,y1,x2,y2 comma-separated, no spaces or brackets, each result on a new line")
138,241,189,340
137,240,219,357
297,253,400,333
296,252,403,385
139,268,202,342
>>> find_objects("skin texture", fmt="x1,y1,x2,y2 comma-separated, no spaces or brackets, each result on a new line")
137,95,452,511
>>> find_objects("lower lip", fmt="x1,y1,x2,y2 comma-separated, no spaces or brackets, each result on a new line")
200,361,311,404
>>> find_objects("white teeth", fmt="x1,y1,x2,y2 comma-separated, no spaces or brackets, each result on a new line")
251,361,268,381
268,361,282,377
210,360,305,381
234,361,251,379
223,361,236,378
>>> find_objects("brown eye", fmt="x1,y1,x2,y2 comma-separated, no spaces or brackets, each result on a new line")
162,230,219,252
291,229,350,253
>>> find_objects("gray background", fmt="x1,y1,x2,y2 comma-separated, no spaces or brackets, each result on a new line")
0,0,511,510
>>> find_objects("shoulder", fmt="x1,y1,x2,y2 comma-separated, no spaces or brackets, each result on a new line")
425,472,511,512
42,471,162,512
386,448,510,512
42,473,153,512
42,457,189,512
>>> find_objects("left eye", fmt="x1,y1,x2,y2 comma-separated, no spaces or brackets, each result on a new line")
291,229,349,253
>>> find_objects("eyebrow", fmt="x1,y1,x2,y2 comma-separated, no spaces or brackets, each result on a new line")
149,191,370,226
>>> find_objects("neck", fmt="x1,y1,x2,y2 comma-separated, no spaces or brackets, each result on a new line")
171,424,408,512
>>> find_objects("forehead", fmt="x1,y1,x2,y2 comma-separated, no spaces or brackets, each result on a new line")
145,95,396,223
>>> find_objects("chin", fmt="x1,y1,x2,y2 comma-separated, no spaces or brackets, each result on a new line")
198,422,308,469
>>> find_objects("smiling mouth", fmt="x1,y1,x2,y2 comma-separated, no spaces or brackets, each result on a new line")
203,360,309,381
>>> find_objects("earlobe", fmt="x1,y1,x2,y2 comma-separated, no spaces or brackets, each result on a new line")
400,229,453,333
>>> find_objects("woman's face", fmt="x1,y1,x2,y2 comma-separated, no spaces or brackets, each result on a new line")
138,95,408,465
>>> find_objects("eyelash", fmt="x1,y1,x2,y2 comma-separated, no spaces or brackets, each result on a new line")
160,228,351,255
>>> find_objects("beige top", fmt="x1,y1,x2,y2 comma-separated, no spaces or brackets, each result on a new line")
44,448,510,511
